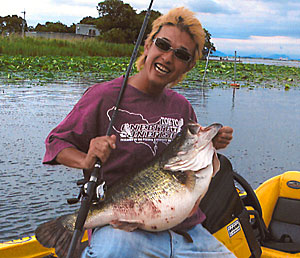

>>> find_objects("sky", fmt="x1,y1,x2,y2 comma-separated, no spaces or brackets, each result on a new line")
1,0,300,59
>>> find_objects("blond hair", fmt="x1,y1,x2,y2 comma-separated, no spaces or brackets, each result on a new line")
136,7,205,85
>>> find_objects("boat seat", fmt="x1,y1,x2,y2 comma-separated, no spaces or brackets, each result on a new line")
269,197,300,242
262,197,300,253
258,171,300,253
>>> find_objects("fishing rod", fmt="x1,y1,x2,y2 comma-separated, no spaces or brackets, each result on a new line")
202,48,211,87
66,0,154,257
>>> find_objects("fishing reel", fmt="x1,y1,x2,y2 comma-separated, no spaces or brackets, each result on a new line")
67,178,107,205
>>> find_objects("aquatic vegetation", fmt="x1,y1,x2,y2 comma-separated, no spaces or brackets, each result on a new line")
187,61,300,89
0,55,299,89
0,55,134,85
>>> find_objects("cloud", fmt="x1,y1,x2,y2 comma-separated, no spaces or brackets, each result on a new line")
131,0,236,15
187,0,236,14
212,36,300,59
52,0,97,8
0,0,99,26
123,0,300,59
1,0,299,58
195,0,300,39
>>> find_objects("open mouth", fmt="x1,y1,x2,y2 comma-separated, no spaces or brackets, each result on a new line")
155,63,170,74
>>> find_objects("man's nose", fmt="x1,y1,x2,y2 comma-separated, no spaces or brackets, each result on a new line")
161,50,174,63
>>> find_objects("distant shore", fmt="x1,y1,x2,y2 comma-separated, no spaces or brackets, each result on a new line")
209,56,300,68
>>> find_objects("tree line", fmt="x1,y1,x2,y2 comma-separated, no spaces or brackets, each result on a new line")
1,0,215,56
0,15,27,34
0,16,75,34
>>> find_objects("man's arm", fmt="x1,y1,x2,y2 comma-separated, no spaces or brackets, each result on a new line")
56,135,116,170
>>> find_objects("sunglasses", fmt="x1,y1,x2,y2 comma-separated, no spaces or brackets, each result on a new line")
153,37,193,62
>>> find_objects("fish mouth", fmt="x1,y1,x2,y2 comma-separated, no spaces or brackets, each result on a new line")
204,123,223,133
199,123,222,135
154,63,170,74
198,123,223,145
186,122,222,137
164,122,222,172
186,122,223,150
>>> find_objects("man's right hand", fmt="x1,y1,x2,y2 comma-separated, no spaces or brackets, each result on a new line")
55,135,116,170
84,135,117,169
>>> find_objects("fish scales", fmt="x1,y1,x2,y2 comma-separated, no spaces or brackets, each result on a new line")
35,122,222,258
96,160,187,204
87,161,192,226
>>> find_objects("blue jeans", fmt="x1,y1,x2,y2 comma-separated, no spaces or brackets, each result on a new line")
81,224,236,258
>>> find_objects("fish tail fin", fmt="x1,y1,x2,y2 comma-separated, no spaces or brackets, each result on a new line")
35,214,82,258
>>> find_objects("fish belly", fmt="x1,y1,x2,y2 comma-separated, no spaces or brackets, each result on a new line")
84,163,214,232
84,183,203,232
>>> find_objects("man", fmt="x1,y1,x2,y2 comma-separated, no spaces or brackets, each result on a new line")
43,7,234,258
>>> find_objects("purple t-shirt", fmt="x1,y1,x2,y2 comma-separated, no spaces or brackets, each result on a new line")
43,76,206,229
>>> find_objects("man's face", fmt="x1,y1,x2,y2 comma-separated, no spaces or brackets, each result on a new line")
142,25,196,91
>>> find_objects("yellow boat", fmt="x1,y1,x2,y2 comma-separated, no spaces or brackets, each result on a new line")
200,154,300,258
1,154,299,258
0,235,56,258
0,231,88,258
256,171,300,258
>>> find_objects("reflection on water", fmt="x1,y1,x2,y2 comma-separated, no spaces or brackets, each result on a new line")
0,80,299,242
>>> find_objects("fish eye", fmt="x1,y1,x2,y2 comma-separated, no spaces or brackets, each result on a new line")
188,124,199,135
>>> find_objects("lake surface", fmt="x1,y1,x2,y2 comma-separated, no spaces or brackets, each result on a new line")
0,79,299,242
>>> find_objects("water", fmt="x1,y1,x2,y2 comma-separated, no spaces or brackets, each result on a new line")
0,80,299,242
0,82,86,242
186,87,300,186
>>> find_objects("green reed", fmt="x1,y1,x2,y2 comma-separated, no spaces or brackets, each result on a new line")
0,35,136,57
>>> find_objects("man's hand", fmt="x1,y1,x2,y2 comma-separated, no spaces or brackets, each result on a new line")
85,135,117,169
55,135,117,170
213,126,233,150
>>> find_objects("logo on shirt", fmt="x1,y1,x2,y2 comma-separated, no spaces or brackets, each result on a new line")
107,107,184,156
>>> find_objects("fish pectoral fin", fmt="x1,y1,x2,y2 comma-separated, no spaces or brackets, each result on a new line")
110,219,144,232
212,152,220,177
184,170,196,191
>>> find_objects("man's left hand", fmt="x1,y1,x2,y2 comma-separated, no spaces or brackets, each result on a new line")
213,126,233,150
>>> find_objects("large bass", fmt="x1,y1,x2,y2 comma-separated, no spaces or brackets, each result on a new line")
36,121,222,257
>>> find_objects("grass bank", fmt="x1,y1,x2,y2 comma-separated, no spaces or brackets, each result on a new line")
0,36,135,57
